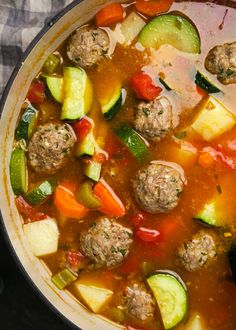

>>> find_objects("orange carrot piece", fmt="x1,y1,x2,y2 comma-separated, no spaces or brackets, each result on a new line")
54,181,88,219
135,0,173,16
95,3,125,27
198,152,215,168
94,178,125,217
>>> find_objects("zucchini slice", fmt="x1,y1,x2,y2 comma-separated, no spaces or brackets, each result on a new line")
101,84,123,121
84,160,102,182
139,14,200,54
147,271,187,330
15,104,39,141
61,67,93,120
25,179,56,205
10,148,28,195
195,71,221,94
191,96,236,141
194,200,221,227
75,132,95,157
46,76,64,103
115,124,150,163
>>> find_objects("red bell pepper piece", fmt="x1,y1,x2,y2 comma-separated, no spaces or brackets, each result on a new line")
27,81,46,104
136,227,161,243
130,71,162,101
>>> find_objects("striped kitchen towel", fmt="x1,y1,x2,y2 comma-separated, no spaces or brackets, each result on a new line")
0,0,75,97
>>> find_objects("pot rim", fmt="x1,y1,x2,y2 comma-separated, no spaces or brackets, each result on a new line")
0,1,84,328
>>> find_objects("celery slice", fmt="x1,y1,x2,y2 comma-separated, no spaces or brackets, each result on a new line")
76,181,101,209
51,268,77,290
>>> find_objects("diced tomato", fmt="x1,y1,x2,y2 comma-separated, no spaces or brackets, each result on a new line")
72,118,93,141
27,81,46,104
93,152,108,164
135,0,174,16
130,212,145,227
15,196,48,223
130,72,162,101
66,251,87,268
136,227,161,243
199,145,235,170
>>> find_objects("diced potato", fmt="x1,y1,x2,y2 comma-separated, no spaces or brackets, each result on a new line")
23,218,59,257
185,313,206,330
120,12,146,46
191,96,236,141
75,282,113,313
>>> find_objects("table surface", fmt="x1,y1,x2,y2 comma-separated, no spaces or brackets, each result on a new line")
0,226,71,330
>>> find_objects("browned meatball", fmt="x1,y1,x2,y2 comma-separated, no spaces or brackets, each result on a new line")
67,26,110,68
134,96,173,142
177,230,218,272
205,42,236,84
79,217,133,268
123,283,155,321
28,123,76,174
132,161,186,213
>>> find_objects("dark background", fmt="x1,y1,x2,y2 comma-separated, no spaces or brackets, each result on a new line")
0,226,71,330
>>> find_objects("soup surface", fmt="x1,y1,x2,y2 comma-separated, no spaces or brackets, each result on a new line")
9,1,236,329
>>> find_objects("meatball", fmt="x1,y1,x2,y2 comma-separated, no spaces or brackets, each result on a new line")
177,230,218,272
134,96,173,142
67,25,110,68
205,42,236,84
28,123,76,174
123,283,155,321
79,217,133,268
132,161,186,213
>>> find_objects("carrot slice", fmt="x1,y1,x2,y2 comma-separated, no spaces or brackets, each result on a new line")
93,179,125,217
95,3,125,27
135,0,173,16
54,181,88,219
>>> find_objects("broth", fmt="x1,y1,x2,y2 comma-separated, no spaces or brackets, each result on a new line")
11,1,236,329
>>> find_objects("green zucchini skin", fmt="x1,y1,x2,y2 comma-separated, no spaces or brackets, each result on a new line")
25,179,56,205
159,78,172,91
10,148,28,195
46,76,64,103
103,93,123,121
84,161,102,182
139,14,201,54
15,104,39,142
195,71,221,93
147,270,187,330
115,124,150,163
75,132,95,157
193,201,221,227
